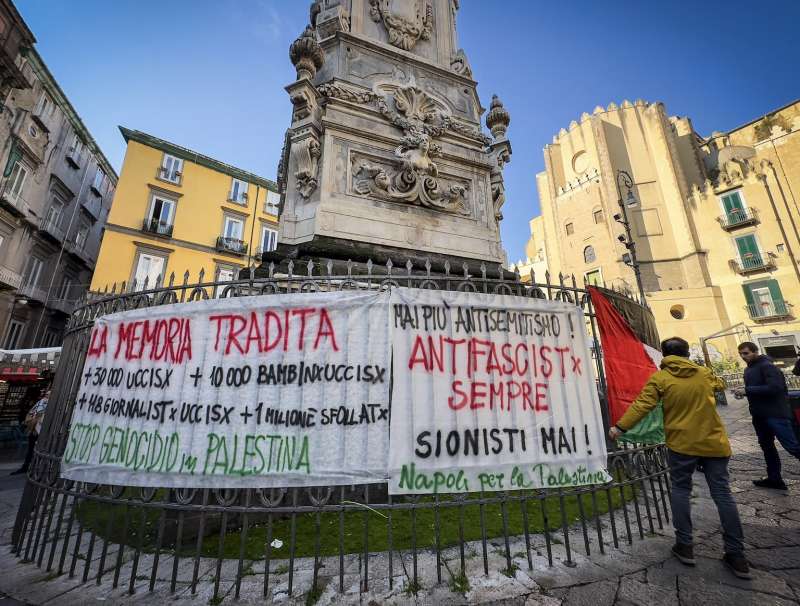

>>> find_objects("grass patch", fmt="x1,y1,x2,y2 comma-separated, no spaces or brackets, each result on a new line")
448,570,470,594
404,578,423,596
76,485,635,561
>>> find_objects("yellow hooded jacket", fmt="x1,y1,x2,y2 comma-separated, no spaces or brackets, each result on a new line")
616,355,731,458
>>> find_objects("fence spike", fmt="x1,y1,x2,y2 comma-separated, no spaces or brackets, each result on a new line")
366,258,373,276
346,259,353,277
198,268,206,283
444,260,450,276
405,259,413,275
307,259,314,277
326,259,333,277
168,271,175,287
268,261,275,277
386,258,393,275
121,280,128,293
424,258,431,276
462,262,469,278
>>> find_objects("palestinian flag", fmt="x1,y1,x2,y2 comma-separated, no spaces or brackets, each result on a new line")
588,287,664,444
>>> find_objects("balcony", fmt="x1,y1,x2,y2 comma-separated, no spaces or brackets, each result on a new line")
263,201,279,215
17,282,48,304
142,218,174,237
718,207,759,230
216,236,247,255
0,179,32,217
65,240,95,268
747,300,792,322
65,147,82,169
0,265,23,290
49,297,76,315
729,254,776,275
81,197,102,221
39,215,66,242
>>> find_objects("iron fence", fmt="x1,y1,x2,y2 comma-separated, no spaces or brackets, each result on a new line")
12,257,669,601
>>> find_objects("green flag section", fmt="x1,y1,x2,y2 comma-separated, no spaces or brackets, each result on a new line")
618,403,665,445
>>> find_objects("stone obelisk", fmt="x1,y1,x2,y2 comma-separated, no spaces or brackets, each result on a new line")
264,0,511,272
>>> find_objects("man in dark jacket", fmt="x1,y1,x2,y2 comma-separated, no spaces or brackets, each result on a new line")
734,342,800,490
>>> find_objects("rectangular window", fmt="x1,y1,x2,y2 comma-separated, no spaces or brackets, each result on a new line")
265,190,280,214
69,135,84,164
42,329,60,348
260,226,277,253
6,162,28,200
58,278,73,301
743,279,786,318
92,168,106,194
160,154,183,184
74,224,89,249
215,266,237,297
45,198,63,228
133,252,166,291
229,178,249,204
35,93,51,117
735,234,762,268
23,257,43,288
146,196,175,234
565,222,574,235
593,210,604,224
4,320,25,349
223,216,244,241
585,269,602,286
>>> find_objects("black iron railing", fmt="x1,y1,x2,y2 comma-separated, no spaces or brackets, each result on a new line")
216,236,247,254
718,207,759,229
142,218,174,237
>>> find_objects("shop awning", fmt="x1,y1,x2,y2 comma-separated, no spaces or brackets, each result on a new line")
0,348,61,382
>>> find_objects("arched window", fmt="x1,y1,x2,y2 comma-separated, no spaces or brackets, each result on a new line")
583,245,596,264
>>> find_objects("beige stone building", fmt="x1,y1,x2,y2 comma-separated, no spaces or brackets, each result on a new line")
509,215,550,283
529,98,800,365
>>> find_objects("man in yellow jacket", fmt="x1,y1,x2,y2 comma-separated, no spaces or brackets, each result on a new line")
608,337,750,579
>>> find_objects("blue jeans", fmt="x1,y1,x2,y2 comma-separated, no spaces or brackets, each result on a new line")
752,416,800,481
668,450,744,555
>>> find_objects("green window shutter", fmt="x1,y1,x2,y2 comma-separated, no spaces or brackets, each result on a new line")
722,192,743,214
735,235,761,265
742,284,755,306
3,142,21,178
767,279,784,302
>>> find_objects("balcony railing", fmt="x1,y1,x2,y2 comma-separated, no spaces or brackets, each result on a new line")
49,297,76,315
142,218,174,237
719,207,759,230
216,236,247,255
39,215,66,242
747,300,792,321
729,254,776,274
0,179,32,217
65,240,95,268
0,265,23,290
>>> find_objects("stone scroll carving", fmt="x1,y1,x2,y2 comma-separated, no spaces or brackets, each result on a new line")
292,136,321,199
352,153,469,215
368,0,433,51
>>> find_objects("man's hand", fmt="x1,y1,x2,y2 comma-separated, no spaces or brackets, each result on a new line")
733,387,746,399
608,426,624,441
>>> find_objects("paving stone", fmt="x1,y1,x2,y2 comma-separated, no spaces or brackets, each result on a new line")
678,575,798,606
616,577,677,606
747,546,800,570
557,579,617,606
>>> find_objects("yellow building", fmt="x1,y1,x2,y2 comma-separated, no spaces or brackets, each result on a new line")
91,128,279,292
529,99,800,366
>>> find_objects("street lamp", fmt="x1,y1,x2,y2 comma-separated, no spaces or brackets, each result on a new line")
614,170,647,307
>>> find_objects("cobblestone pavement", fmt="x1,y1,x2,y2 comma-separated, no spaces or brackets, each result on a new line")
0,395,798,605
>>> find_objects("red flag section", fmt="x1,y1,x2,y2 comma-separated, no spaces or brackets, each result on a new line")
588,287,658,426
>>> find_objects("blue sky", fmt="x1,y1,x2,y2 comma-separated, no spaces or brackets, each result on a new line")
15,0,800,262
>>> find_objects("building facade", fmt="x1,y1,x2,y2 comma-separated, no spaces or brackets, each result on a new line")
531,99,800,365
509,215,550,283
90,129,279,293
0,6,117,349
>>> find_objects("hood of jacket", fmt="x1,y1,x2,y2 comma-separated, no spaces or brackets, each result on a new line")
660,355,701,378
746,354,772,367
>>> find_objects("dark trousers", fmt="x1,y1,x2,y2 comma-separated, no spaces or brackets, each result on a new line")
668,450,744,555
21,433,37,471
752,416,800,481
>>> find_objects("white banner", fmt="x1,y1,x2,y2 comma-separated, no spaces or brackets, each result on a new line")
61,290,391,488
388,288,611,494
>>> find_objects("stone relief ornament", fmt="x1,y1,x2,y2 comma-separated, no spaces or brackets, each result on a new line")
369,0,433,51
292,136,321,198
450,49,473,78
352,156,469,215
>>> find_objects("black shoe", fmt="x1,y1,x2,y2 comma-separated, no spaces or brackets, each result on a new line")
10,468,27,476
723,553,751,579
752,478,788,490
672,543,696,566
